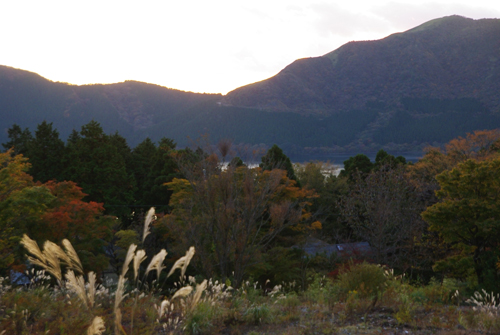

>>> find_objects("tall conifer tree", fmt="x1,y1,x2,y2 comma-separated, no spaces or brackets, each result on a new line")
29,121,65,182
2,124,33,156
63,121,134,216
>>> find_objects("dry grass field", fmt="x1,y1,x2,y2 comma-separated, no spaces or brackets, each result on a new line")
1,245,499,334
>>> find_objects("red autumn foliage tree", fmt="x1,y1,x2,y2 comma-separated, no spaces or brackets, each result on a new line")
39,181,107,241
35,180,114,274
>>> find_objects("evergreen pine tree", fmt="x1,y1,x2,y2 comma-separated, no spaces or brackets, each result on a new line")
260,144,298,182
29,121,65,182
62,121,134,216
2,124,33,156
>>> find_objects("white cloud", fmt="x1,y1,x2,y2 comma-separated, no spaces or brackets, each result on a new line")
370,2,500,31
309,3,391,37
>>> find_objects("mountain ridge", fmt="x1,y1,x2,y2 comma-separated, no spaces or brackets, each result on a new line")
2,15,500,154
223,16,500,115
0,64,221,146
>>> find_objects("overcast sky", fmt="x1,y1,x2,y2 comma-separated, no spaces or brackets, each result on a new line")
1,0,499,94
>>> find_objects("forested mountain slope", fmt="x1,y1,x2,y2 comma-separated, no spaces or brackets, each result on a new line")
224,15,500,114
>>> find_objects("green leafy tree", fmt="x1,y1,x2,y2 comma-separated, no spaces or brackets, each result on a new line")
375,149,407,168
421,158,500,286
0,150,54,272
295,161,326,193
295,162,349,241
339,154,373,180
340,151,407,181
260,144,298,182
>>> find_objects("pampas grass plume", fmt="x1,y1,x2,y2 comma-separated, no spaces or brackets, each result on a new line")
142,207,155,243
114,275,128,312
21,234,62,281
167,246,195,280
44,240,71,268
87,271,97,309
157,299,171,319
62,238,84,274
191,279,208,310
114,308,124,335
133,249,147,281
172,286,193,300
145,249,167,281
65,270,89,308
21,234,85,281
121,243,137,278
87,316,105,335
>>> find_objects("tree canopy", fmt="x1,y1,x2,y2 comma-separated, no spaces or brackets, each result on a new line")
260,144,298,182
422,157,500,286
163,154,318,287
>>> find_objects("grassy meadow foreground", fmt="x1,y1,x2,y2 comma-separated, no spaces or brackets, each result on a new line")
1,269,500,335
1,235,499,334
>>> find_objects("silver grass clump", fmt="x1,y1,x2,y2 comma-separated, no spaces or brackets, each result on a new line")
113,207,157,334
112,207,196,334
87,316,105,335
65,270,98,310
189,279,208,312
467,289,500,316
22,235,105,333
142,207,156,243
156,280,208,328
66,270,89,308
44,240,72,271
114,275,127,335
21,235,62,280
21,234,84,281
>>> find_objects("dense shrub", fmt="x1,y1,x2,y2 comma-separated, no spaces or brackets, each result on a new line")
337,261,387,299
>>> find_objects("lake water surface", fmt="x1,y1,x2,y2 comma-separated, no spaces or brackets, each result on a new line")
228,152,423,176
289,152,423,165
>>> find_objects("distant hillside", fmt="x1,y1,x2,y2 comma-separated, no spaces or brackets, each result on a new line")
0,65,220,147
222,16,500,152
2,15,500,154
224,16,500,114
